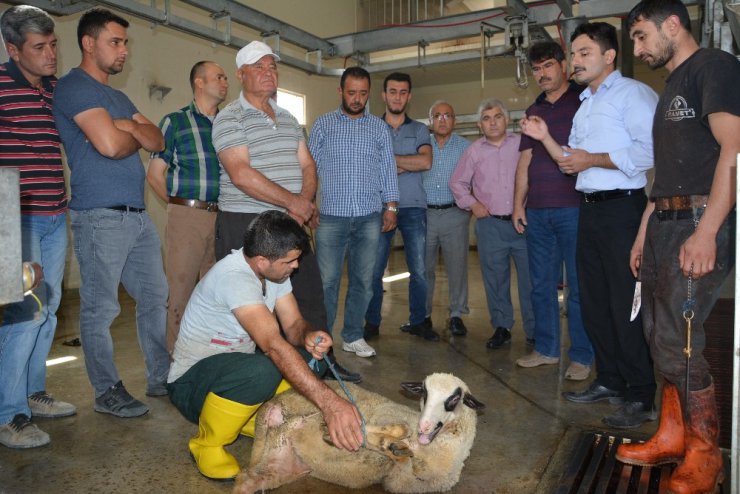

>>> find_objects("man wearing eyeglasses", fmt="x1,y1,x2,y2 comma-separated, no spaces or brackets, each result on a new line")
422,101,471,337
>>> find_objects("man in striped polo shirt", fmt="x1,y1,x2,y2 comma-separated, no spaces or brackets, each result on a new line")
147,61,229,353
0,4,76,449
211,41,360,383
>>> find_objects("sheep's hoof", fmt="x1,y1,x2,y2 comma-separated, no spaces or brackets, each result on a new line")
389,442,413,458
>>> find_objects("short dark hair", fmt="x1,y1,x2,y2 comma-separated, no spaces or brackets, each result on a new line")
383,72,411,92
189,60,210,92
340,66,371,89
243,210,310,261
77,8,129,51
571,22,619,63
1,5,54,49
626,0,691,32
527,41,565,65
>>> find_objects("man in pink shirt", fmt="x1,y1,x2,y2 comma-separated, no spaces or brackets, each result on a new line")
449,98,534,349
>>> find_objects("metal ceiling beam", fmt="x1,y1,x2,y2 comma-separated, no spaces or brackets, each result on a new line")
555,0,574,18
179,0,335,54
578,0,699,19
326,7,510,58
364,44,514,73
1,0,91,16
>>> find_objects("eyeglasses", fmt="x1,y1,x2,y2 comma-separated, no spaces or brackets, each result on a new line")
432,113,454,121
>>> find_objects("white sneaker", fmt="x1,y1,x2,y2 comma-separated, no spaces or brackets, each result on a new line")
342,338,376,358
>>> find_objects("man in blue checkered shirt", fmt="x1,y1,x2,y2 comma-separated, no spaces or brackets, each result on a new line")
308,67,399,359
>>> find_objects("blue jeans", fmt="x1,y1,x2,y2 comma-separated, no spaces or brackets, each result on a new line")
475,216,534,338
70,209,169,397
366,207,427,326
0,213,67,424
315,213,381,344
526,208,593,364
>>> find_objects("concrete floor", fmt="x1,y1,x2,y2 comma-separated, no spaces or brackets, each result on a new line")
0,249,664,494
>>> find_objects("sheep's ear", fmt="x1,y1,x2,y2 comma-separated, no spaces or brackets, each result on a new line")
463,393,485,410
401,382,424,395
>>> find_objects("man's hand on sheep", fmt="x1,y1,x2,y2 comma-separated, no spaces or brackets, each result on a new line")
319,394,364,452
304,331,332,360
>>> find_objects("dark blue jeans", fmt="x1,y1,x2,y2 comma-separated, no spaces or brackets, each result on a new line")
526,207,592,364
365,207,427,326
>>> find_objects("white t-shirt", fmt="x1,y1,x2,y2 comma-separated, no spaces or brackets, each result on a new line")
168,248,292,382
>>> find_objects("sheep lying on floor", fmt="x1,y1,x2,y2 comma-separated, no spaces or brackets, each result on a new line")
233,373,484,494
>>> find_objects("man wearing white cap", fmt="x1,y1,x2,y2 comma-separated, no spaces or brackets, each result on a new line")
208,40,361,384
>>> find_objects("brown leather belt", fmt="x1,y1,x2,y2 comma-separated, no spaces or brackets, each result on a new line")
169,196,218,212
654,194,708,212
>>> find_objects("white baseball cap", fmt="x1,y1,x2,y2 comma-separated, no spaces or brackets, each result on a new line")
236,40,280,67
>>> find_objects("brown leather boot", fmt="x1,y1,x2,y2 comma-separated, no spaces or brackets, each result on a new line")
616,383,685,466
667,384,724,494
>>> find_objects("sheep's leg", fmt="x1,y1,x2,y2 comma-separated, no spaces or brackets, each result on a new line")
321,423,413,459
235,440,311,494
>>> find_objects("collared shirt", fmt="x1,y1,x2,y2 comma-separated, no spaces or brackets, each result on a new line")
569,71,658,193
519,82,582,208
423,133,469,206
449,133,521,215
383,113,431,208
309,107,398,217
0,60,66,215
212,93,304,213
153,101,220,202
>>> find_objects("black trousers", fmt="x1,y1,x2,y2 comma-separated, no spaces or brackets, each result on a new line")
577,192,656,404
215,210,327,330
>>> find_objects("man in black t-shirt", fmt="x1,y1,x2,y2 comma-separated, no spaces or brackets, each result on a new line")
618,1,740,492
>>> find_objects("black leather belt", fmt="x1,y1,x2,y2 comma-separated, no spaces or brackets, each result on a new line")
427,203,455,210
583,188,643,203
655,209,704,222
491,214,512,221
106,205,145,213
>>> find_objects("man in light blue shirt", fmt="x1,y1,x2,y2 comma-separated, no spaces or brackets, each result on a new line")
521,22,658,429
422,100,471,337
309,67,399,359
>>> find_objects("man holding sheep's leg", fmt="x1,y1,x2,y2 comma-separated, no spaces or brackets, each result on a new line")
167,211,363,480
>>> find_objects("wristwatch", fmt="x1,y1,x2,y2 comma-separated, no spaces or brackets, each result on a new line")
386,206,398,213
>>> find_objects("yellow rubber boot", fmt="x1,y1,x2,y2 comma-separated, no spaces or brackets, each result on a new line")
188,392,255,480
240,379,293,437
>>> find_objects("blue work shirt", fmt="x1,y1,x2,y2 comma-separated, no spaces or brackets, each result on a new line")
569,71,658,193
383,114,431,209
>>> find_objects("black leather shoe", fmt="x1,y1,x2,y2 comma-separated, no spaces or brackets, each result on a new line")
364,322,379,340
562,382,624,404
486,327,511,349
324,353,362,383
602,401,657,429
400,316,431,333
448,317,467,336
408,318,439,341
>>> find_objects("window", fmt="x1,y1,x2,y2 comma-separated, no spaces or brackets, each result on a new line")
276,89,306,126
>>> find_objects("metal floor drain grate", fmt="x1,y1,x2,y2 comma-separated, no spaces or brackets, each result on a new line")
554,431,728,494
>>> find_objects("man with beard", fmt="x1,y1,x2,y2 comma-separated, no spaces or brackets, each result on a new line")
365,73,435,342
167,211,363,480
520,22,658,428
514,41,594,381
147,61,228,354
309,66,398,359
53,8,169,417
615,2,740,492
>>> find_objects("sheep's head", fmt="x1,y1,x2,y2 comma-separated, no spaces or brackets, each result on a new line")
401,373,485,445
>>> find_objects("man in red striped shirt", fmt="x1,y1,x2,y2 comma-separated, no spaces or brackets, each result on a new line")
0,5,76,450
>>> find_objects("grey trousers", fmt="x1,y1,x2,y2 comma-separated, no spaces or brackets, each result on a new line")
425,207,471,318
